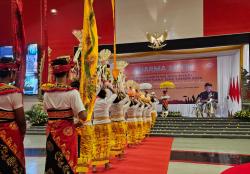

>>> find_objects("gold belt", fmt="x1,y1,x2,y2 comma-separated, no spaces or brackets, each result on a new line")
0,110,15,120
111,115,123,119
93,116,110,122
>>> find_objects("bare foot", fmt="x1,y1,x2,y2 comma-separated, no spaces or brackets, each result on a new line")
105,162,111,169
92,165,97,173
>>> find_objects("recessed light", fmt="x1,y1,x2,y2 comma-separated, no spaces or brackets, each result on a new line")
50,9,58,15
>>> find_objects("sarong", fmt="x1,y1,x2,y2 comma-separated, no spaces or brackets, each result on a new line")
0,112,25,174
151,111,157,126
136,121,144,142
127,121,138,145
92,123,112,166
145,119,152,135
111,121,127,156
45,109,77,174
77,124,94,173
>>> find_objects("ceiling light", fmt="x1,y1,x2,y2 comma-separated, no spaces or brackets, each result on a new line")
50,9,58,15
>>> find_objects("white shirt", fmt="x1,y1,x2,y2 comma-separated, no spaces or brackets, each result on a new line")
93,93,117,125
110,96,130,122
126,102,140,122
136,104,144,122
152,99,159,111
145,106,153,121
0,93,23,111
43,89,85,117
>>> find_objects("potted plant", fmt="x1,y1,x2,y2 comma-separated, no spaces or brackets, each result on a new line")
25,103,48,126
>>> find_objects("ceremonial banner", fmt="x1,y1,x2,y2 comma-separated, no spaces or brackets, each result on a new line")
40,0,49,84
80,0,98,120
125,57,217,104
11,0,26,89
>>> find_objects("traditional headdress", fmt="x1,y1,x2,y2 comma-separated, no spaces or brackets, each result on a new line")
51,56,74,74
0,57,19,71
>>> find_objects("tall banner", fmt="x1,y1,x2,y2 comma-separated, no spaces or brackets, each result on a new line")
125,57,217,103
80,0,98,120
11,0,26,89
40,0,49,84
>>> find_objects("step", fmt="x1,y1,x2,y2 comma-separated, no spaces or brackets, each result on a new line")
150,133,250,139
156,118,246,121
154,124,250,129
26,126,46,135
154,123,250,126
150,129,250,135
151,127,250,131
155,119,249,122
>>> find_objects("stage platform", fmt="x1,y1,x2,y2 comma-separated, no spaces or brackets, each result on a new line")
151,117,250,139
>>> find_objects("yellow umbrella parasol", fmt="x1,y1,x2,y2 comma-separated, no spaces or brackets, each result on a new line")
160,81,176,89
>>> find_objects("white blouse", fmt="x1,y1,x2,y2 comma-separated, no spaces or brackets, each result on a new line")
136,104,145,122
93,93,117,125
110,96,130,122
126,102,140,122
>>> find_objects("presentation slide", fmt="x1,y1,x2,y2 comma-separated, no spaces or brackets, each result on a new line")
125,57,217,104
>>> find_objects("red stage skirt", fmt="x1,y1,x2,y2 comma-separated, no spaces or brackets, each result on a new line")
0,119,25,174
45,109,77,174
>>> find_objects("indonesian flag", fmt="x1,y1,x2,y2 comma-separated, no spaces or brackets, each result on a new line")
228,76,241,115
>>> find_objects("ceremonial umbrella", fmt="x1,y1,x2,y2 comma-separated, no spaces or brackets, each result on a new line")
160,81,176,89
140,83,152,90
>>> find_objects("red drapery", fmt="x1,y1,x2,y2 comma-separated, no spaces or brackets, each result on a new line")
11,0,26,89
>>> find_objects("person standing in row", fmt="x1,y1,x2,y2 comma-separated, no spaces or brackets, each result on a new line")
92,82,117,172
0,57,26,174
70,80,94,174
42,56,87,174
136,101,145,143
110,91,130,159
126,98,140,146
151,92,159,126
144,103,153,136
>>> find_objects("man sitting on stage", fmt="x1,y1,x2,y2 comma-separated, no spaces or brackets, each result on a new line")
198,83,218,117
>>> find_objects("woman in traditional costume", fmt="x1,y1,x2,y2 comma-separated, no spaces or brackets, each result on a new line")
136,101,145,143
126,99,140,146
70,80,94,174
92,83,117,172
42,56,86,174
0,57,26,174
145,104,153,135
110,92,130,159
151,92,159,126
142,101,152,137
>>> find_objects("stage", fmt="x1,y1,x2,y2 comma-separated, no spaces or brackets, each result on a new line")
122,45,250,117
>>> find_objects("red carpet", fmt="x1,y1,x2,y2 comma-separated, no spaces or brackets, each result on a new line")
89,137,173,174
221,163,250,174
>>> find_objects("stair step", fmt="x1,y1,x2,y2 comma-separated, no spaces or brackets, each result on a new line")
151,117,250,138
151,127,250,131
151,130,250,134
150,133,250,139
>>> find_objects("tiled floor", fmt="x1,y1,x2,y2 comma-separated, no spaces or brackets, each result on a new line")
24,135,250,174
168,162,230,174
